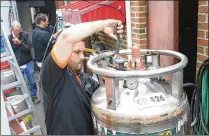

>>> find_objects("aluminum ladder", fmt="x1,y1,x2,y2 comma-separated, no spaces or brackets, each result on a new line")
1,24,44,135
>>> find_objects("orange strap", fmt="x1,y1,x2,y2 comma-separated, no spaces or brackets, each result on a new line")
75,74,82,87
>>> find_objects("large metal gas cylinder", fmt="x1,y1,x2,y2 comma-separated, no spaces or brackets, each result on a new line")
87,47,190,135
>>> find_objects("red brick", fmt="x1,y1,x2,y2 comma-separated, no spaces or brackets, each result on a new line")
134,39,147,45
139,6,146,11
131,2,146,7
131,23,136,28
138,1,147,6
199,1,207,5
131,7,140,12
206,32,208,39
197,46,205,54
198,23,208,30
137,34,147,39
198,14,206,22
198,6,208,13
139,29,146,33
197,31,205,38
132,18,146,23
133,39,138,43
197,39,208,47
132,6,146,12
139,45,147,49
136,23,146,28
197,54,208,62
131,13,135,17
130,2,136,6
136,12,146,17
139,40,147,45
132,33,137,38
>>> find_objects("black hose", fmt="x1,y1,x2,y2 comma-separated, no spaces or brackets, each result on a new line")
187,57,209,135
183,83,200,127
190,89,196,127
200,104,209,134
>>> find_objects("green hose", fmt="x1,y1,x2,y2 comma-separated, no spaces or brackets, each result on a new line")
200,68,209,135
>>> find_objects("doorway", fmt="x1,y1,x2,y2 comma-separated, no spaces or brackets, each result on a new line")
179,0,198,102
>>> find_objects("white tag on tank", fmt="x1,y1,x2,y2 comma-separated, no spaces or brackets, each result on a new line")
134,92,168,110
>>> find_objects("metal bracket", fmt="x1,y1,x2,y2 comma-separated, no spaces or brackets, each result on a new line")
172,70,183,100
105,77,119,110
152,52,160,67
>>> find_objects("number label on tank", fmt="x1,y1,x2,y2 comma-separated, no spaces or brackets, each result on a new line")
134,92,167,109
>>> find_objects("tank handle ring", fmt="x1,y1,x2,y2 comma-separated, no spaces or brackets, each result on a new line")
87,49,188,78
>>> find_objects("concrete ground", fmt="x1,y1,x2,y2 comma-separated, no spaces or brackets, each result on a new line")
34,102,46,135
34,66,46,135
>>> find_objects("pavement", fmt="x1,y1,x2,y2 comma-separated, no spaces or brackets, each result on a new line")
34,102,46,135
34,66,46,135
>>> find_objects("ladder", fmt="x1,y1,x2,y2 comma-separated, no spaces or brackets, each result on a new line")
1,24,44,135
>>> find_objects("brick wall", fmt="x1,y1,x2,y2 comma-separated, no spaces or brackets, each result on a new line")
130,1,147,49
55,1,65,9
55,0,75,9
98,1,148,50
197,1,209,66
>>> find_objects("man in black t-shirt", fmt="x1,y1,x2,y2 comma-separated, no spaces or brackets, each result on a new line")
41,19,124,135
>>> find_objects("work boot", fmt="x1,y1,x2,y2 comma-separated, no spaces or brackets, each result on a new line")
32,97,40,104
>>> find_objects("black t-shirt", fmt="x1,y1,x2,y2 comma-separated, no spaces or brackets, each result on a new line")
40,53,99,135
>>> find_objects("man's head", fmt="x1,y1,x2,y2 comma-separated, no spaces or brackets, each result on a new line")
35,13,49,28
68,41,85,73
11,21,22,37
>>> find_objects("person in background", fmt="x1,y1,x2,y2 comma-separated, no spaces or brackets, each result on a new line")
46,24,54,34
41,19,123,135
32,13,61,68
8,21,40,104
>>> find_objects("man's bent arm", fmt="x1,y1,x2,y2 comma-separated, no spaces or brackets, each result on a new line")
52,19,122,68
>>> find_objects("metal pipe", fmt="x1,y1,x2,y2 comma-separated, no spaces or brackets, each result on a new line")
125,1,132,60
87,49,188,78
115,25,120,55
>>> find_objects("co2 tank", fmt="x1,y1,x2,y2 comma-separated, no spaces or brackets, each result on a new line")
87,46,191,135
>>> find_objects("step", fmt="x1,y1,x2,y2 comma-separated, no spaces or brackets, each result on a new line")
1,81,22,91
5,94,29,106
8,108,33,121
19,125,42,135
1,55,13,62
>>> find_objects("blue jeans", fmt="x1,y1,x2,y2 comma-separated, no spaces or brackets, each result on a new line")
20,61,37,98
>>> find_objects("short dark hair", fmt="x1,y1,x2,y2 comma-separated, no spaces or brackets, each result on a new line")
35,13,48,25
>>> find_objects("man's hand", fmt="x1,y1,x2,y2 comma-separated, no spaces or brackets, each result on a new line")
12,38,21,45
103,19,124,40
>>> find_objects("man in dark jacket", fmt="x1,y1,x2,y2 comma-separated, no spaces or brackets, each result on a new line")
41,19,124,135
32,13,61,68
8,21,40,103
